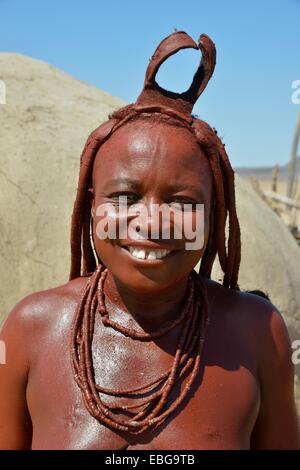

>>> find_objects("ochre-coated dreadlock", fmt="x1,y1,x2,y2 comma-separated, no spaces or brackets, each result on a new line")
69,31,242,434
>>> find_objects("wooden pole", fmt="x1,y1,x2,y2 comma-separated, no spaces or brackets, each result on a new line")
271,164,279,192
264,190,300,209
291,175,300,227
287,113,300,198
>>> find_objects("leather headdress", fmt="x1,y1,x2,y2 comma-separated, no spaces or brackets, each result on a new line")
135,31,216,119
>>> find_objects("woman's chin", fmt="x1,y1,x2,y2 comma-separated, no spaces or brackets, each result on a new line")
105,265,193,297
112,270,174,294
96,243,202,294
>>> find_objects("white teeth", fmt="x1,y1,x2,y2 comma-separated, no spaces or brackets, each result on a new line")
147,251,157,260
127,247,171,260
136,249,146,259
130,248,145,259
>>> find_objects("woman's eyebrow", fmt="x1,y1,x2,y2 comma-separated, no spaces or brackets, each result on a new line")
166,183,205,199
101,180,206,198
102,178,141,191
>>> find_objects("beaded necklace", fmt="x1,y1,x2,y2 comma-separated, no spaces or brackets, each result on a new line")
71,265,210,434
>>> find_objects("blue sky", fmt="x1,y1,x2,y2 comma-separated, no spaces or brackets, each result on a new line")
0,0,299,167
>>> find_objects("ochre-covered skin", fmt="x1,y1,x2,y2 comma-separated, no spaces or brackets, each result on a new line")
0,31,299,449
0,266,298,449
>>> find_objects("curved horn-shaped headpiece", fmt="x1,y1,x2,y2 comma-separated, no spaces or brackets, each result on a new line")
135,31,216,117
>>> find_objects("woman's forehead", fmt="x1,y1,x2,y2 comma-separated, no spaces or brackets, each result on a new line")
92,119,211,181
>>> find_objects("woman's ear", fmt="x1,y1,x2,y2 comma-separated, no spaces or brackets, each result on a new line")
88,188,95,219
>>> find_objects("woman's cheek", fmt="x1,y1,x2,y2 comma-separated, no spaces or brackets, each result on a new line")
181,205,206,251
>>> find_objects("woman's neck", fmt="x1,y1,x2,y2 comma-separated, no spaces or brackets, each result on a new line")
104,270,190,331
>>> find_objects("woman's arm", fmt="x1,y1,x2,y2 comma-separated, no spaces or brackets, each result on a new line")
0,301,33,449
250,306,300,449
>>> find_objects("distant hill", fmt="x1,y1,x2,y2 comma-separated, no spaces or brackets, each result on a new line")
235,156,300,180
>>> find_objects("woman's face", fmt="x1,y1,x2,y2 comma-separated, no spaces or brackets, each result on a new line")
91,119,213,294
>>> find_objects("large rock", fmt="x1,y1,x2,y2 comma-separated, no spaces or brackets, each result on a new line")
0,53,299,412
0,53,125,320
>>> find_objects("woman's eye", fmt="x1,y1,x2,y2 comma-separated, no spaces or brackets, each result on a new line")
168,198,198,210
109,192,139,204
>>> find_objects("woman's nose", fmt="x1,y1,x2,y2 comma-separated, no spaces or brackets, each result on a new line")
130,197,176,240
129,197,159,239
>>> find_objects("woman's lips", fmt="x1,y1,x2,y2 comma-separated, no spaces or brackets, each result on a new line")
120,245,181,263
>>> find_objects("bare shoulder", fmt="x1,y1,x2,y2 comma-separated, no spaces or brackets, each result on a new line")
205,276,282,314
204,277,292,365
1,276,89,360
3,276,88,325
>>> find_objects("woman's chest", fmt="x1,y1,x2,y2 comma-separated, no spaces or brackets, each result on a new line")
27,332,260,450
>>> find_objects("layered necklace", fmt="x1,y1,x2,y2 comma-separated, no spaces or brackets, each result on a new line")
71,264,210,434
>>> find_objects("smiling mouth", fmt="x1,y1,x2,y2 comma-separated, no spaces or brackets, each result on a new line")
121,246,176,261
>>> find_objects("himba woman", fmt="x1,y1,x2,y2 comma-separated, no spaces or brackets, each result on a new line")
0,31,299,450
